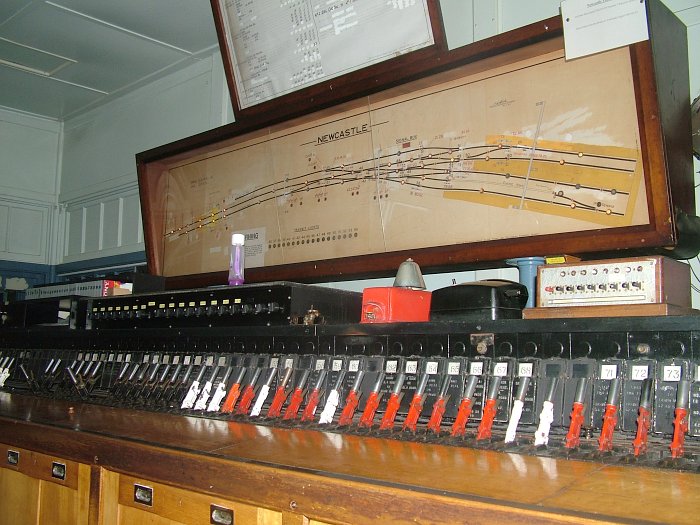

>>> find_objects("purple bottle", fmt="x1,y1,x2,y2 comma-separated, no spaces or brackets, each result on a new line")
228,233,245,286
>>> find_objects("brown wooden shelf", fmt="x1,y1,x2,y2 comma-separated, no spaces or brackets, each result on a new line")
1,393,699,524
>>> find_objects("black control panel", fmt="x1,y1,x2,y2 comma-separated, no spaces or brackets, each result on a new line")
85,281,362,328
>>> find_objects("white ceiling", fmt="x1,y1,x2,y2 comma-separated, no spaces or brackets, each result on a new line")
0,1,698,122
0,0,219,120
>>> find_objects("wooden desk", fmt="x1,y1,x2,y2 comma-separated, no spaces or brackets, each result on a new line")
1,392,698,524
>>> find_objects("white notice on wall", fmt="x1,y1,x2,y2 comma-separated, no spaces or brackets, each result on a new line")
561,0,649,60
241,228,266,268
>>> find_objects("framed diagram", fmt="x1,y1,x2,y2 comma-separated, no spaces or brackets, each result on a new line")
138,2,693,288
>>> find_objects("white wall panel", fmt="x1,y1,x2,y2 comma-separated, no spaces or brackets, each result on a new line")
57,52,229,264
663,0,700,10
0,109,60,203
0,109,60,266
83,203,102,254
497,0,560,33
473,1,498,41
60,57,219,204
122,193,142,247
7,206,44,256
61,190,146,262
102,198,121,250
65,207,83,257
0,205,8,252
439,0,474,49
0,109,59,268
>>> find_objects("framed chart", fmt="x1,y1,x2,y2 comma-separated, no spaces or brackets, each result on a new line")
210,0,445,119
138,1,693,288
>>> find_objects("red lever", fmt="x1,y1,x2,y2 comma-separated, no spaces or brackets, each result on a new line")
378,372,406,431
670,407,689,458
338,390,360,426
476,398,498,440
597,378,620,453
283,388,305,420
565,402,585,449
632,378,653,457
451,398,473,437
427,375,451,434
565,378,588,449
427,397,447,434
402,373,429,433
451,375,479,438
379,393,401,430
476,377,500,441
267,385,289,418
670,379,690,459
597,404,618,452
235,385,256,415
219,368,247,414
402,393,424,432
358,391,381,428
300,389,321,422
220,383,241,414
300,370,327,423
632,406,651,456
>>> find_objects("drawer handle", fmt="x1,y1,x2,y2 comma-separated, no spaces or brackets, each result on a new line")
210,504,233,525
7,450,19,466
51,462,66,480
134,484,153,506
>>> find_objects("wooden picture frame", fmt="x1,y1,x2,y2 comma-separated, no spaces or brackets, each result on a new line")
137,1,693,289
209,0,446,121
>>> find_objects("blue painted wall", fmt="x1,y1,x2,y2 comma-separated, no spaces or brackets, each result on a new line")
0,260,53,290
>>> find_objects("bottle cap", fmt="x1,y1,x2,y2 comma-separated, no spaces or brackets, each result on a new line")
232,233,245,245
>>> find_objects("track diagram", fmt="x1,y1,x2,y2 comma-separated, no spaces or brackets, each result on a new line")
164,138,637,239
160,46,647,276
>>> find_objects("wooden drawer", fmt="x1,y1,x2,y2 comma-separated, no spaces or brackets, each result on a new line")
0,442,89,525
118,474,283,525
0,444,78,489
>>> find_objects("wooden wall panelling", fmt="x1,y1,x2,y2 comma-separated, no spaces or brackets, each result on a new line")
647,0,694,214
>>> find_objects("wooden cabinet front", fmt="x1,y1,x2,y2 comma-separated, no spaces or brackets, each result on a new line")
0,467,39,525
114,474,282,525
0,445,90,525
